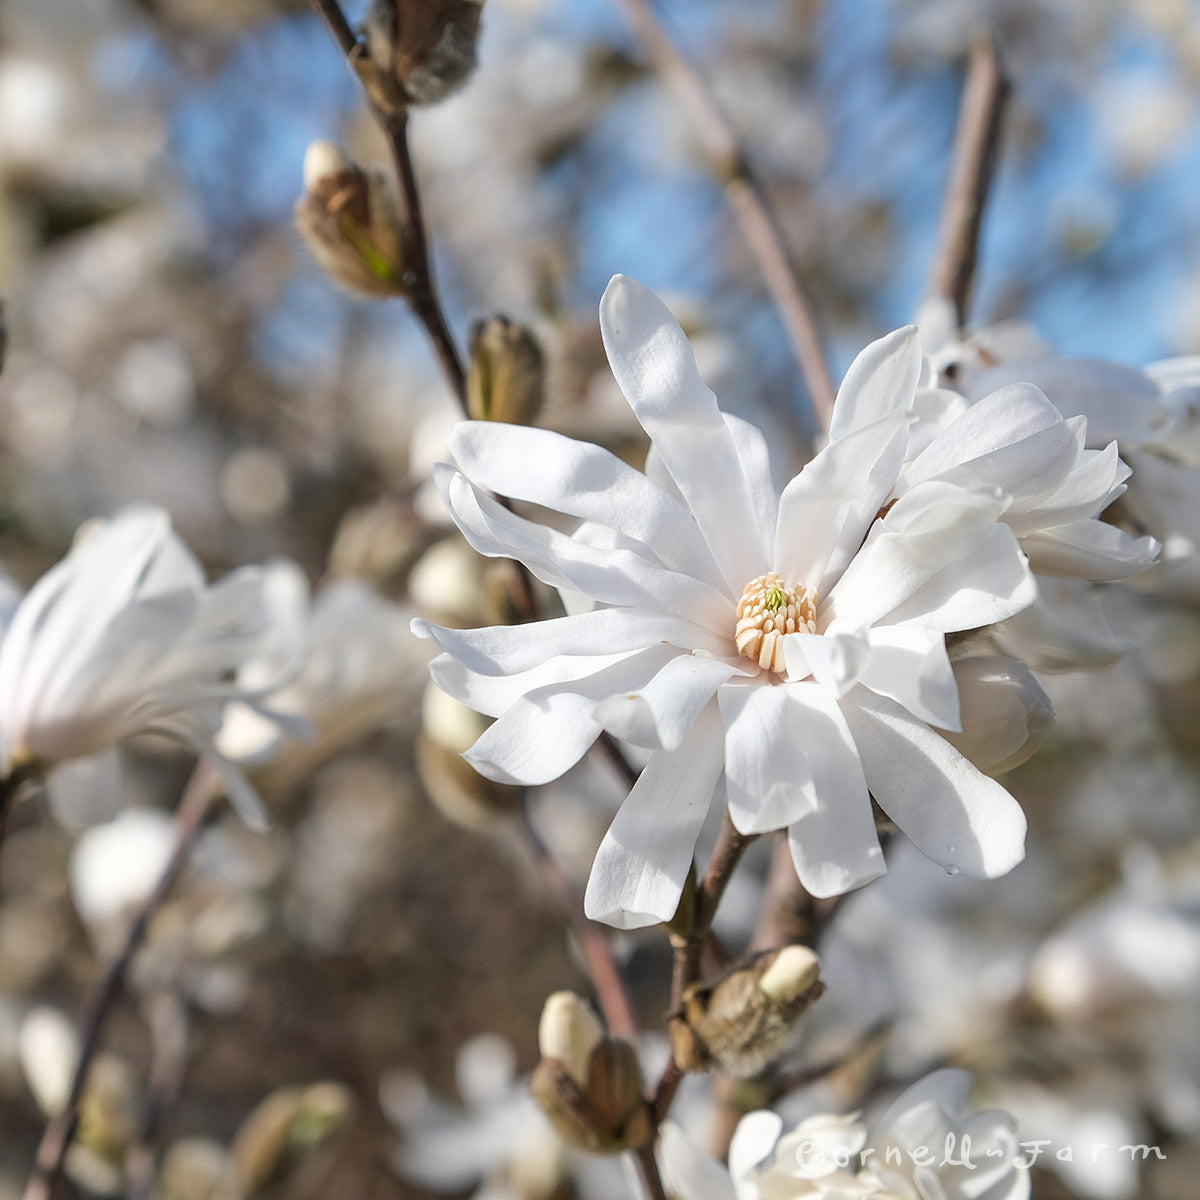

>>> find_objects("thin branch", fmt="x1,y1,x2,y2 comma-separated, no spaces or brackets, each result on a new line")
633,1139,669,1200
22,764,223,1200
653,814,757,1121
927,36,1010,327
609,0,837,431
518,804,639,1041
309,0,358,57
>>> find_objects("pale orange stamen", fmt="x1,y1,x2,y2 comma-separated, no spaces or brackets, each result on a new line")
734,572,818,675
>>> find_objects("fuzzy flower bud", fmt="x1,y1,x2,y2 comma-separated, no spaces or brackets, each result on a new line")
670,946,824,1079
941,655,1055,776
532,992,652,1154
356,0,483,111
467,316,546,426
295,141,409,298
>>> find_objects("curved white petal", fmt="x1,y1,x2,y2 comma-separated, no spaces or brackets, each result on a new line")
774,412,910,595
828,325,923,442
463,647,676,784
438,466,733,634
660,1123,738,1200
859,626,960,730
593,653,744,751
1021,522,1160,580
723,412,780,552
842,689,1026,880
719,682,817,834
44,750,123,830
599,275,770,591
584,701,724,929
783,624,871,697
864,522,1036,633
448,422,725,588
784,684,883,897
412,607,725,676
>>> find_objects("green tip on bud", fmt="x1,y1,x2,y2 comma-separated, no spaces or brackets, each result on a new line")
295,141,410,298
468,315,546,426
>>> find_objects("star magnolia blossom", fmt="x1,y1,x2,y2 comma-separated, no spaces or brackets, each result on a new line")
413,276,1045,928
0,507,307,827
661,1068,1028,1200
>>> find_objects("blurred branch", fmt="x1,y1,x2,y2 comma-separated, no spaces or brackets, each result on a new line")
927,36,1010,327
22,763,222,1200
518,804,640,1041
609,0,837,432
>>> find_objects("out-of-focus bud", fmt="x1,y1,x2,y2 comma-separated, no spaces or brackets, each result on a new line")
0,299,7,377
295,141,409,298
670,946,823,1079
356,0,484,111
417,682,523,828
18,1007,78,1116
468,316,546,426
230,1082,354,1196
532,992,652,1154
941,655,1055,776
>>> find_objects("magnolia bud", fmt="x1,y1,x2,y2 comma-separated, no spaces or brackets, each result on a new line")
538,992,603,1087
532,993,652,1154
941,655,1054,776
669,946,824,1079
356,0,483,111
467,316,546,426
295,141,409,298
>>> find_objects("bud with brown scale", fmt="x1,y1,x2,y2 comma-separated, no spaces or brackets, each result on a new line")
356,0,484,112
669,945,824,1079
531,992,653,1154
468,316,546,426
294,141,410,298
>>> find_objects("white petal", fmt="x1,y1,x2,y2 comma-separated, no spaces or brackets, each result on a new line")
464,647,677,785
825,482,1011,629
1021,522,1159,580
723,412,780,552
841,690,1026,879
774,412,910,595
594,653,744,751
660,1123,738,1200
438,466,732,634
782,684,883,897
828,325,923,442
784,624,871,697
449,422,725,588
719,683,817,834
599,276,771,591
864,523,1036,633
993,584,1128,672
858,626,960,730
729,1111,784,1185
584,701,724,929
1005,440,1126,532
411,607,726,676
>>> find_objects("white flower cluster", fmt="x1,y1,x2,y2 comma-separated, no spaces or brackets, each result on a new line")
415,275,1158,930
661,1068,1028,1200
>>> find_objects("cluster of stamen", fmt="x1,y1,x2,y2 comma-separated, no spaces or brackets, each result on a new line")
735,572,818,675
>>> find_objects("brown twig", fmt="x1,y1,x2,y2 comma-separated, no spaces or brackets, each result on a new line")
927,36,1010,328
653,813,757,1120
518,804,639,1041
609,0,837,432
22,763,223,1200
633,1139,669,1200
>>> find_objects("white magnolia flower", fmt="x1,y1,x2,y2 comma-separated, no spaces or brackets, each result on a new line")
0,507,307,826
662,1069,1028,1200
415,276,1035,929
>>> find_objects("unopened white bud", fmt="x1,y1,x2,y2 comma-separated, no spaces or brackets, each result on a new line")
538,991,603,1088
758,944,820,1004
941,655,1054,775
302,140,349,191
19,1008,78,1116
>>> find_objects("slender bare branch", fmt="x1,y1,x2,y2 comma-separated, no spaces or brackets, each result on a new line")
609,0,837,431
633,1139,669,1200
22,764,222,1200
927,36,1010,327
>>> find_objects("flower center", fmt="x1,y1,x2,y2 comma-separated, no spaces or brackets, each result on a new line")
735,572,818,675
